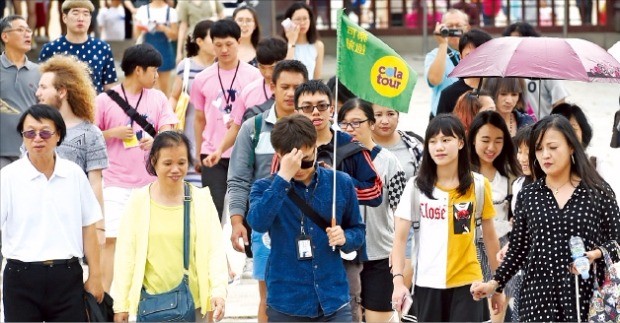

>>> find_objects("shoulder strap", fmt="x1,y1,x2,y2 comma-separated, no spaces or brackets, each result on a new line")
247,113,263,167
473,172,485,243
146,4,150,19
165,5,170,23
105,90,157,138
182,59,191,94
335,141,366,168
409,177,421,294
287,189,329,230
183,182,191,271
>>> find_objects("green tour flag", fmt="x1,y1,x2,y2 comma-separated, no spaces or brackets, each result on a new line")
336,10,417,113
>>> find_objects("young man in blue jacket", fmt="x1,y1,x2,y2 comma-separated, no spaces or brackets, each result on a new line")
247,114,365,321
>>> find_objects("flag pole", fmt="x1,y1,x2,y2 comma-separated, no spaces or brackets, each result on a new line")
331,10,343,252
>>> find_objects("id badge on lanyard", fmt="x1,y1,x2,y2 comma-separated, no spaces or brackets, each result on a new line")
296,220,313,260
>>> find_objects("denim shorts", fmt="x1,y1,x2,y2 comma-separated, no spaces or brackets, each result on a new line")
251,231,271,280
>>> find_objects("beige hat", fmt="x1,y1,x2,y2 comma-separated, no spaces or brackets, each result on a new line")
61,0,95,13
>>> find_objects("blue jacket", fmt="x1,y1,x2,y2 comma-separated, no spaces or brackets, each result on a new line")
247,168,365,317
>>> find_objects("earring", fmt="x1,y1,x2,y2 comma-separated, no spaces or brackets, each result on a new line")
571,154,575,164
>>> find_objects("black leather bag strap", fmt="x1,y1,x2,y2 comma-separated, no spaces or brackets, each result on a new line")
183,182,190,271
287,189,329,231
105,90,158,138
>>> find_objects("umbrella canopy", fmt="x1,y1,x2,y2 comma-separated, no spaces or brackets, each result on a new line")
449,37,620,83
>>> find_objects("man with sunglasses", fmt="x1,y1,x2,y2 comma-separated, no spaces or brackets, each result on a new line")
247,114,365,322
0,15,40,170
190,19,261,221
294,80,383,322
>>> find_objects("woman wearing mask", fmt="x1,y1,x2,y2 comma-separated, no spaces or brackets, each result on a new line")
282,2,324,80
112,131,228,322
471,115,620,322
339,99,407,322
233,6,261,67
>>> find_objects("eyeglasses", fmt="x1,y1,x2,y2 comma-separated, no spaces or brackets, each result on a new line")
4,27,33,35
235,18,254,25
22,130,56,139
296,103,330,113
338,119,369,129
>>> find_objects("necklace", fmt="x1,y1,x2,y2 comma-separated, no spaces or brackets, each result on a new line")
509,113,515,134
217,60,240,114
547,179,571,195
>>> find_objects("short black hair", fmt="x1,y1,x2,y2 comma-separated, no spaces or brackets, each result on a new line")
17,104,67,146
326,76,356,105
551,103,593,147
272,60,308,85
121,44,162,76
270,114,317,154
458,29,492,54
210,19,241,41
294,80,332,108
338,98,375,124
256,37,288,65
0,15,26,46
502,22,541,37
146,131,193,176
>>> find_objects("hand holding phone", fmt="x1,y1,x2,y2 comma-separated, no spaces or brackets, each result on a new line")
281,18,294,31
401,294,413,314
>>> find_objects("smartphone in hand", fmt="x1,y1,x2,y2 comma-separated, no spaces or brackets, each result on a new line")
401,294,413,314
281,18,294,31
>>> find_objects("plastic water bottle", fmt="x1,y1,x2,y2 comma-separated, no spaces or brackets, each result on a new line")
569,236,590,279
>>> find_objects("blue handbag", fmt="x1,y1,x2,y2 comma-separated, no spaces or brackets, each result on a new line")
137,183,196,322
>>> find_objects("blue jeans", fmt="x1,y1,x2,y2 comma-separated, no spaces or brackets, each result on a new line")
267,304,352,322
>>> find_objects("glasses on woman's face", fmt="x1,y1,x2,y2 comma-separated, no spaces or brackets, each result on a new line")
292,17,310,24
22,130,56,140
338,119,369,129
296,103,330,114
235,18,254,26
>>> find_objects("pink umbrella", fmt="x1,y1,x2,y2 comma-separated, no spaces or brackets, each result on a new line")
449,37,620,83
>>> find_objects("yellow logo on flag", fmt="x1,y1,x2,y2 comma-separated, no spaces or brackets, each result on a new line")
370,56,409,98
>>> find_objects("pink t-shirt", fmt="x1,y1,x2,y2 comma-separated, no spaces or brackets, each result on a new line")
95,85,178,188
232,78,273,125
190,61,261,157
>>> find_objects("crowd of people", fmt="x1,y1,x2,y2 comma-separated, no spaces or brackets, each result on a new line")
1,0,619,322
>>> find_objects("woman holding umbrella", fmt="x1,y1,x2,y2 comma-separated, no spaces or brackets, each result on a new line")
471,115,620,322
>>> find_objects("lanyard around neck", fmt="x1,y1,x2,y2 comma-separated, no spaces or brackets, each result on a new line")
217,60,240,113
121,84,144,125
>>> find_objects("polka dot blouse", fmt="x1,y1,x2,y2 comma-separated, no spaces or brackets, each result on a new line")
494,178,620,322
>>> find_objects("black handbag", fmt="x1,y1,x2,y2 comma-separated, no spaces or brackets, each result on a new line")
137,183,196,322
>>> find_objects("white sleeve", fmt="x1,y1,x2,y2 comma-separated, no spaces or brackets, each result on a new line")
78,171,103,226
169,7,178,23
394,177,415,221
134,6,148,25
0,168,10,231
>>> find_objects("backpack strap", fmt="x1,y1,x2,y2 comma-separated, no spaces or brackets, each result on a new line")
409,177,421,295
472,172,485,243
105,90,157,138
335,141,366,168
247,113,263,167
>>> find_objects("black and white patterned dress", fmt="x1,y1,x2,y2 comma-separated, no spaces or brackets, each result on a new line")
494,178,620,322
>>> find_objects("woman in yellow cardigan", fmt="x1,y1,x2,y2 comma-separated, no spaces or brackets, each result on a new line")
112,131,228,322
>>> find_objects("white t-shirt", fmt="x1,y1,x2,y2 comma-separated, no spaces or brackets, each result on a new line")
97,5,126,41
135,4,178,30
490,171,511,238
1,155,102,261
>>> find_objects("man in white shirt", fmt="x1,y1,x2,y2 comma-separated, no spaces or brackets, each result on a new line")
1,104,103,321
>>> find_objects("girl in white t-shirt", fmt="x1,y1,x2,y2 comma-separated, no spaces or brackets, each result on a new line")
391,114,501,322
467,110,521,322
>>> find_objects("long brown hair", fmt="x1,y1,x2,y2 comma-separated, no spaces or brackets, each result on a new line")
39,54,96,123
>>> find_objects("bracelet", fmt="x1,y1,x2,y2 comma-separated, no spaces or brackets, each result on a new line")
392,273,404,279
96,228,105,231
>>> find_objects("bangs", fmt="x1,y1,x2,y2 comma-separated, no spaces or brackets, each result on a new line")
425,115,465,141
497,78,523,94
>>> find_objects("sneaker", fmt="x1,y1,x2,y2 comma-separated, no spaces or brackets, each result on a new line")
241,258,253,279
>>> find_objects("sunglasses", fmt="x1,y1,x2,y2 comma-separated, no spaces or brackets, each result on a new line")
296,103,330,114
22,129,56,140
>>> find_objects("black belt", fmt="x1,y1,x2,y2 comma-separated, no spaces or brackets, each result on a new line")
7,257,79,266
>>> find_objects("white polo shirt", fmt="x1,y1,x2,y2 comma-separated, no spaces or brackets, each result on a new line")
1,154,102,262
